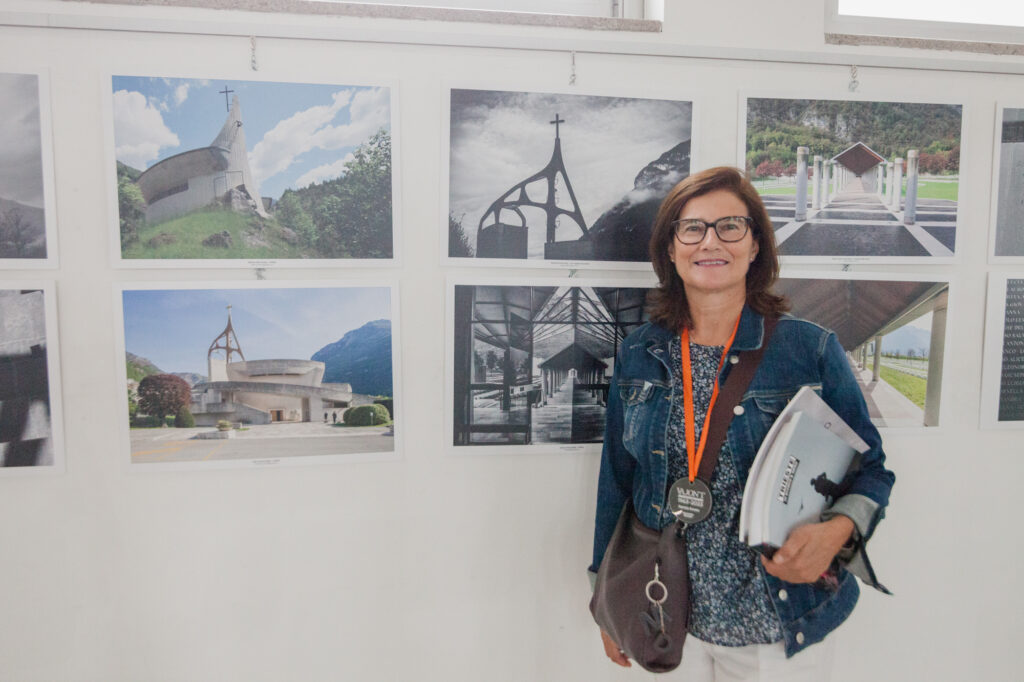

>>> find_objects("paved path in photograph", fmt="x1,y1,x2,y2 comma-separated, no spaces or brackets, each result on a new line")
762,178,956,257
130,420,393,463
850,364,924,428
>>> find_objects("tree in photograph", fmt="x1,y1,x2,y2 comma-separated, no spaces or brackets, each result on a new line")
449,211,473,257
275,191,316,247
118,176,146,246
137,373,191,423
0,207,34,257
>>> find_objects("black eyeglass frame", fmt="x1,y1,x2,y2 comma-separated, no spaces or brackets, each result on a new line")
671,215,754,245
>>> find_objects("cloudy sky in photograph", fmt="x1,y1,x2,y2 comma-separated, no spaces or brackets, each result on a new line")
0,73,44,208
112,76,390,200
123,286,391,375
449,89,691,253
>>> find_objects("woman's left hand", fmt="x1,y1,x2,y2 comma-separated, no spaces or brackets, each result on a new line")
760,515,855,583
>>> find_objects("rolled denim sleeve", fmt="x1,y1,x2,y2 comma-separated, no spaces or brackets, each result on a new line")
589,350,636,579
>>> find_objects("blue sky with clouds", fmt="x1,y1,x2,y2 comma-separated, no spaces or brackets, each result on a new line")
123,286,391,375
112,76,390,200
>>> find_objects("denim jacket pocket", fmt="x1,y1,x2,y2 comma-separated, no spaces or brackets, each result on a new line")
618,379,666,450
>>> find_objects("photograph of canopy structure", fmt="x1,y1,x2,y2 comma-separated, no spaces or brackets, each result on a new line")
110,76,394,264
0,72,56,265
980,276,1024,428
744,97,962,262
0,285,64,471
991,107,1024,259
119,283,398,468
450,282,649,450
776,274,950,428
446,88,692,268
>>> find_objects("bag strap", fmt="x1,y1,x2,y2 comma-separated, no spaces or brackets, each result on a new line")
695,315,779,482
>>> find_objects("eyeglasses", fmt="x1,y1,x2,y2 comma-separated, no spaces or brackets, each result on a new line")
672,216,753,245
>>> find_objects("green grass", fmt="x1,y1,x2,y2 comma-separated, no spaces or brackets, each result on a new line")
879,366,927,408
123,208,311,260
906,179,959,201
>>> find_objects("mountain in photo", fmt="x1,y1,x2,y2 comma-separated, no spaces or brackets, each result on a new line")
586,140,691,261
0,196,45,259
312,319,393,397
882,325,931,357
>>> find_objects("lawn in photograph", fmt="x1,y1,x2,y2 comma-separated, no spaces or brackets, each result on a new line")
448,89,692,266
745,98,962,260
776,275,948,427
112,77,393,263
0,73,50,262
121,285,396,466
451,283,649,449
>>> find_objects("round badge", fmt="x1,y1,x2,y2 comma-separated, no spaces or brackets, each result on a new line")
667,478,712,524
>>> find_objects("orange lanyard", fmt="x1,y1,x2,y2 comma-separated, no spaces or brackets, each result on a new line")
680,316,741,483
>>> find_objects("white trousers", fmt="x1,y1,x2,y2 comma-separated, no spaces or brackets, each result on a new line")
674,634,835,682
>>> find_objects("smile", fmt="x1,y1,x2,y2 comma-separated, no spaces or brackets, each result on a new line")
694,259,729,266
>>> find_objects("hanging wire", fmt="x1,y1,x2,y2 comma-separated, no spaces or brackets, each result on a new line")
569,50,577,86
251,35,259,71
848,65,859,92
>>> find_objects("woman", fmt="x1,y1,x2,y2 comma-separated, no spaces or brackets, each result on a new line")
590,167,894,680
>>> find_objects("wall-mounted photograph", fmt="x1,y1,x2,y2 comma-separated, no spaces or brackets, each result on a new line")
0,284,64,472
448,279,651,452
777,272,950,428
743,97,963,263
981,275,1024,428
991,105,1024,260
109,76,395,267
445,88,692,269
0,72,57,268
117,283,399,468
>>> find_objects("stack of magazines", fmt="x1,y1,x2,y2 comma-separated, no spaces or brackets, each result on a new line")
739,386,869,554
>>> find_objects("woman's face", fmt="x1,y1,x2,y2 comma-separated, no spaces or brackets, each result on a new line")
668,188,759,299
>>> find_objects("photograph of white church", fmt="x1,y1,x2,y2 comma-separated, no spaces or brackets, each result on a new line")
119,283,398,468
743,97,963,262
110,76,395,264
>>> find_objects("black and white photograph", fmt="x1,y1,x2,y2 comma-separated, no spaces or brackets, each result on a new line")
117,282,399,469
0,284,64,472
109,76,395,267
777,272,949,428
448,280,651,452
981,275,1024,428
743,97,963,262
0,72,56,267
991,106,1024,260
446,88,692,268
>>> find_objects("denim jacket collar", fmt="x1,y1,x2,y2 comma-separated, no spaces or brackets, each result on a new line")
643,304,766,359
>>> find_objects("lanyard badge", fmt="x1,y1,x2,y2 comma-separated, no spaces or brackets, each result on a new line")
666,316,741,526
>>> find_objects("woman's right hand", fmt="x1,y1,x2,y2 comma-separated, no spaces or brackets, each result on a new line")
600,629,632,667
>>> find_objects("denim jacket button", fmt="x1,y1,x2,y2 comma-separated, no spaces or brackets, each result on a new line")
778,589,788,601
796,632,805,645
729,355,739,364
733,405,745,416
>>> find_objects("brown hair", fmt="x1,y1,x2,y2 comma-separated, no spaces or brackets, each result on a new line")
646,166,789,332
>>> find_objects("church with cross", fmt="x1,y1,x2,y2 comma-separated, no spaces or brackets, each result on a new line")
134,88,269,225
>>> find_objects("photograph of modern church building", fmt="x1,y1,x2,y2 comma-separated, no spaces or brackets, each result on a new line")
120,284,397,467
0,72,53,263
110,76,394,264
744,97,963,261
0,286,62,470
446,88,692,267
450,282,649,449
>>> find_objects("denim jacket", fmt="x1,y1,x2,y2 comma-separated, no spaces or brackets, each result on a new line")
590,305,895,657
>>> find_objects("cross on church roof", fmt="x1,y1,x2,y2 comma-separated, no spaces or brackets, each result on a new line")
550,113,565,139
219,86,235,112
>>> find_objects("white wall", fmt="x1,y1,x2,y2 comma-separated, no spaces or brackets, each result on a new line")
1,2,1022,680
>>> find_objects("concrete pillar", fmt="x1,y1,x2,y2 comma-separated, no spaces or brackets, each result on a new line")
795,147,808,221
872,335,883,382
904,149,919,225
812,155,822,210
890,157,904,212
924,292,948,427
885,162,894,204
880,162,888,200
824,160,833,203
